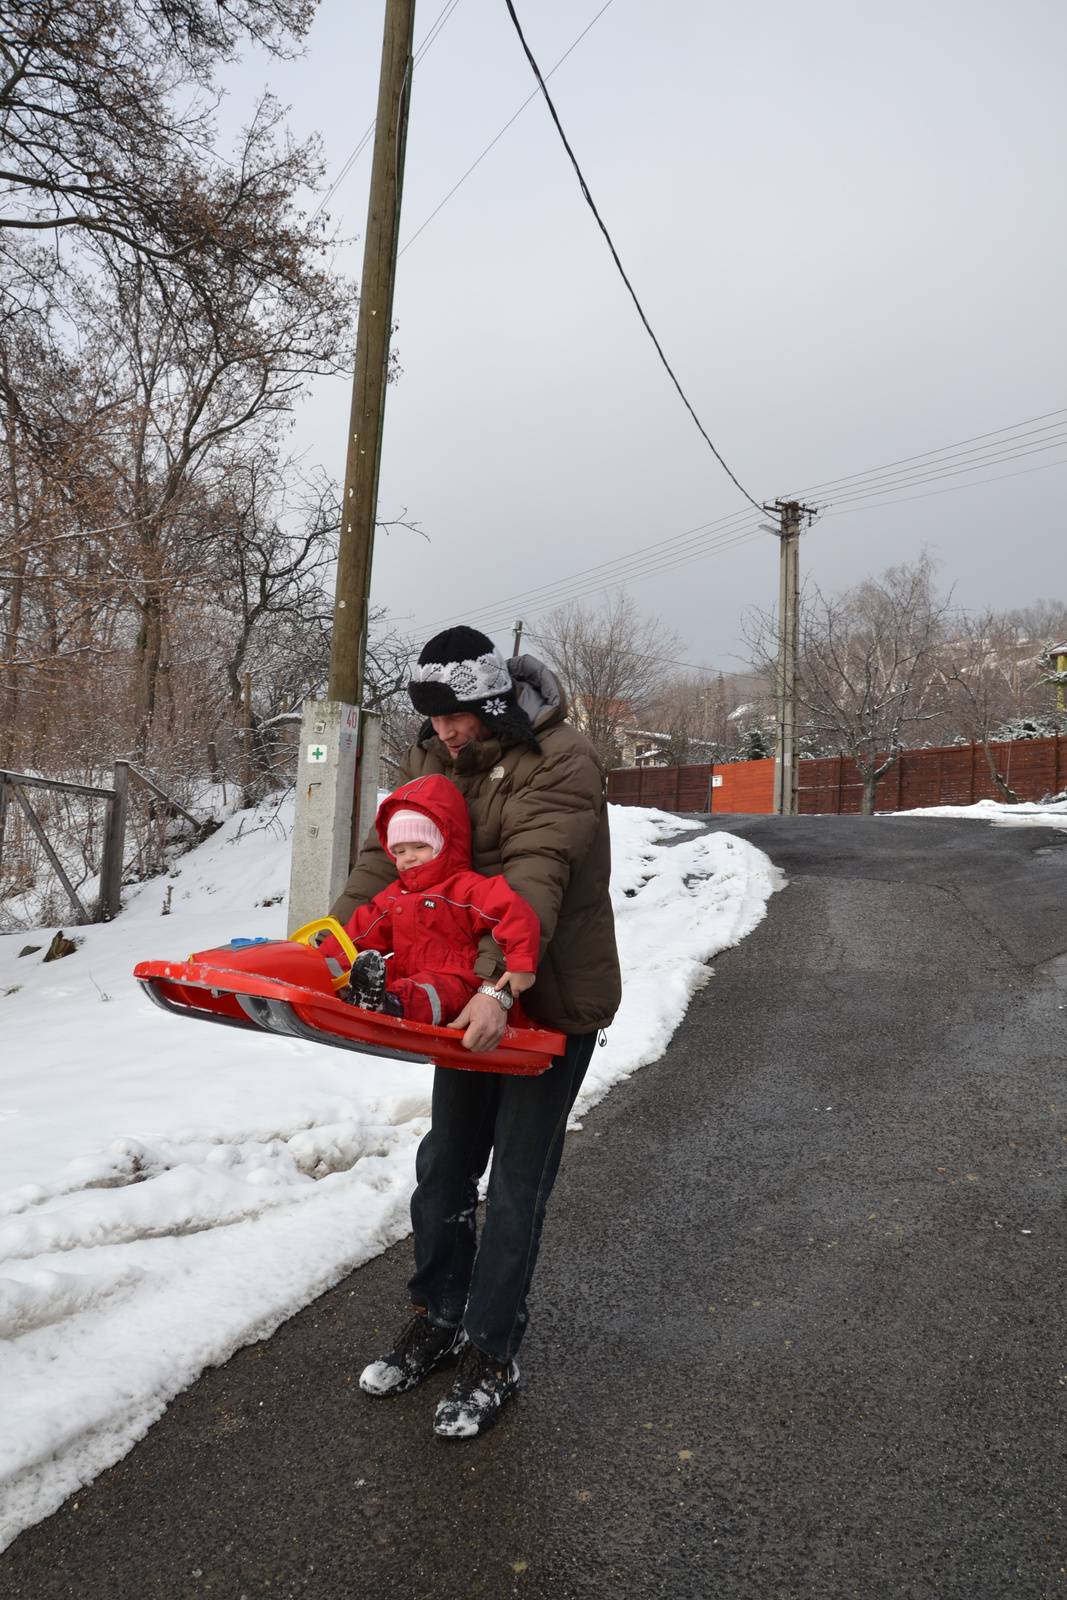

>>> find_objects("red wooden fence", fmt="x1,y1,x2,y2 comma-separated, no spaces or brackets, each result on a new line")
606,734,1067,815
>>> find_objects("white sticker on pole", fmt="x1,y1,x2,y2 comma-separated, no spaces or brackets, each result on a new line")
307,743,329,764
340,704,361,755
711,774,723,787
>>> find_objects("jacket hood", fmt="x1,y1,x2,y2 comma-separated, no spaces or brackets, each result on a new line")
375,774,472,889
511,654,568,729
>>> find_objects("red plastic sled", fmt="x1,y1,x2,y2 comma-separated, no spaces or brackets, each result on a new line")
133,917,565,1075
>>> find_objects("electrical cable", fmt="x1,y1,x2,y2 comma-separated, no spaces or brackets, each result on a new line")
452,521,768,628
421,505,762,631
789,405,1067,499
412,0,462,62
433,415,1067,622
417,523,771,662
310,0,462,224
482,526,770,628
399,0,616,256
816,450,1067,521
812,429,1067,511
413,400,1067,639
502,0,762,512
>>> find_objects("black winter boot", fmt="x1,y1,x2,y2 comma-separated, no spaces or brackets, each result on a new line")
345,950,387,1012
433,1341,519,1439
359,1309,467,1397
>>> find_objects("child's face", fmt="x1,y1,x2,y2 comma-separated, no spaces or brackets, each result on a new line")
393,840,437,872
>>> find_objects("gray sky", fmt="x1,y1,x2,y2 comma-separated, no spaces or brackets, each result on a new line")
226,0,1067,671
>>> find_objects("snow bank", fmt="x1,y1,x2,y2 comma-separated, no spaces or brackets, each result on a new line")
571,809,784,1120
892,795,1067,832
0,800,780,1549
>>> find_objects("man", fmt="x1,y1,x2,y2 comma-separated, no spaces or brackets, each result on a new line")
331,625,621,1439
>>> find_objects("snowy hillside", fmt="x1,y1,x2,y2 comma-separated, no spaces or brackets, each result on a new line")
0,802,782,1550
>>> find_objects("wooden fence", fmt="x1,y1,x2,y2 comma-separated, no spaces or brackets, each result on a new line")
606,734,1067,815
0,767,126,923
0,760,205,923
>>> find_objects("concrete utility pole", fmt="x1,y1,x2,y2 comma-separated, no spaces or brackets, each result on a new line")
287,0,414,934
512,619,524,657
765,499,815,816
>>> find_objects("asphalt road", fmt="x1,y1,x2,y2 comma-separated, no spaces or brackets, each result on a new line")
4,814,1067,1600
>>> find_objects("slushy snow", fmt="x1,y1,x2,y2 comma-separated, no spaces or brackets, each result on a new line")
0,801,782,1550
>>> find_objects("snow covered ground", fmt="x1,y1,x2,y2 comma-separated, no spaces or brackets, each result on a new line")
0,801,782,1550
893,795,1067,831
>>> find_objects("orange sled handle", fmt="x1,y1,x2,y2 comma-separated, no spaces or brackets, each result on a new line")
289,917,359,992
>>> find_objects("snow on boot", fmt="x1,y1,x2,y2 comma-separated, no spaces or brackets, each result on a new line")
433,1342,519,1439
345,950,387,1012
359,1309,467,1397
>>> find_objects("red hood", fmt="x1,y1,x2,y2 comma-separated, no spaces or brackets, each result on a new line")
375,774,472,891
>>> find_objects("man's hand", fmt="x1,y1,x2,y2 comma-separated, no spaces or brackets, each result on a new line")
448,990,508,1052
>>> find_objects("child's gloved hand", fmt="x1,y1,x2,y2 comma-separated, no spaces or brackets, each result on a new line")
496,971,535,996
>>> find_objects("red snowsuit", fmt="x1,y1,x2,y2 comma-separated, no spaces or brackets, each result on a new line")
323,775,540,1026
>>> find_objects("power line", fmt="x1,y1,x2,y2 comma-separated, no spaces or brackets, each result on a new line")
422,505,763,631
477,526,770,631
412,400,1067,639
817,448,1067,521
502,0,762,511
454,521,769,629
813,429,1067,512
790,406,1067,499
311,0,462,224
400,0,617,256
412,0,462,60
423,414,1067,627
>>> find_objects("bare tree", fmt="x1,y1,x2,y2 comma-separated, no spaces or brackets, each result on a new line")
749,556,950,814
939,611,1043,801
0,0,313,267
0,301,126,766
530,591,683,767
643,666,774,766
1004,599,1067,649
75,111,355,749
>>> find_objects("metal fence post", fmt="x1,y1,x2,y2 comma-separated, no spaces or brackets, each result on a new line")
99,759,129,921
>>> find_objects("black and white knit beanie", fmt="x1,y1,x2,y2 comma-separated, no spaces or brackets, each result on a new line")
408,626,541,752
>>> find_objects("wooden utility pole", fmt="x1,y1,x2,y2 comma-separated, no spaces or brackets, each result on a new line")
328,0,416,705
287,0,412,935
765,499,815,815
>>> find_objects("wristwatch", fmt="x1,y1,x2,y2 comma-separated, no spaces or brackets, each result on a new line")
477,982,513,1010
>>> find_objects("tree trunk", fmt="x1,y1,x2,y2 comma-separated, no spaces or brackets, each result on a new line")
1,371,25,768
135,584,164,754
1,545,25,769
860,771,880,815
981,739,1019,803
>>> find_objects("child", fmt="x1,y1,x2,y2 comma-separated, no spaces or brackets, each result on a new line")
324,774,539,1027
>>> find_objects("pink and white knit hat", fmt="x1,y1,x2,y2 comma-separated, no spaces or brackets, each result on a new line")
386,809,444,859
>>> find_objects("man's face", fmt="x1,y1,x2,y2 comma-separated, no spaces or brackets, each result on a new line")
431,712,490,758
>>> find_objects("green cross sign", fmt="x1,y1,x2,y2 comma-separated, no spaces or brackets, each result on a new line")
307,743,328,763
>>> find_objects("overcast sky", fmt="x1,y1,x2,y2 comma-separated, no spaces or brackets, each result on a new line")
226,0,1067,672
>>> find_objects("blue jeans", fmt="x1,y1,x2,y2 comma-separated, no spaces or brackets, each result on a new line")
407,1032,597,1363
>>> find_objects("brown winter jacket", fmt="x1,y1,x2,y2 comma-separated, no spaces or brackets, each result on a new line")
330,657,621,1035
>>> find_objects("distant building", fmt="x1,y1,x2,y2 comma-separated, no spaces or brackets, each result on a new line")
569,695,671,767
